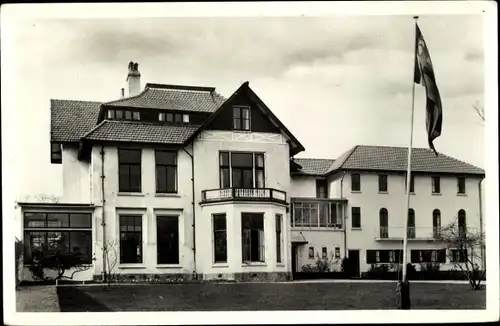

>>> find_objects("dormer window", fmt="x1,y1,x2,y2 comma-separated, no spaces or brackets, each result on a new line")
159,112,189,124
233,106,250,131
107,109,140,121
159,113,165,121
174,113,182,123
166,113,173,122
182,114,190,123
51,143,62,164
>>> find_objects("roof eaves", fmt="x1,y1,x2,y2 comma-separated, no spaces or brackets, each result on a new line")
81,120,109,139
325,145,359,176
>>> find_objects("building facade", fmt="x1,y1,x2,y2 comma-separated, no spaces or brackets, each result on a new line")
16,62,485,282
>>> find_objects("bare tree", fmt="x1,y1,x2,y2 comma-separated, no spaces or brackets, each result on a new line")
101,240,120,285
473,103,485,122
435,218,485,290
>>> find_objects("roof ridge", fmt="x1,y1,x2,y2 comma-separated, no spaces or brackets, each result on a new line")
326,145,359,174
51,98,102,104
145,83,216,92
103,88,150,105
81,120,109,139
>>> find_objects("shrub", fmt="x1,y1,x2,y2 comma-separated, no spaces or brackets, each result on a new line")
419,262,441,279
340,257,356,277
15,239,23,286
366,264,390,278
27,250,90,281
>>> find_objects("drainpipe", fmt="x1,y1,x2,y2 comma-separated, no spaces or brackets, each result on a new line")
339,171,347,258
183,145,196,279
478,177,485,271
100,146,107,283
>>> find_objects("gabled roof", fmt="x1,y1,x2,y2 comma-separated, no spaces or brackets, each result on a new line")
104,83,226,113
293,158,335,176
325,145,485,176
83,120,199,145
51,99,102,142
185,81,305,155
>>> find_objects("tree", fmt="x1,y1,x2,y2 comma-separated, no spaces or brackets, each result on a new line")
100,240,120,285
434,218,485,290
473,103,485,122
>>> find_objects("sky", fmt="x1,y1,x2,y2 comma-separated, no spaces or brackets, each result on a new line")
2,9,486,200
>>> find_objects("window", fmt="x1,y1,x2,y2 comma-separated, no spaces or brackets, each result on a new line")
219,152,265,188
182,114,190,123
316,179,328,198
405,174,415,193
108,109,115,119
156,216,179,264
132,112,140,120
451,249,468,263
432,176,441,194
458,209,466,236
23,212,92,264
166,113,174,122
351,207,361,228
408,209,415,238
411,249,446,263
213,214,227,263
119,215,142,264
125,110,132,120
242,213,264,263
158,112,165,121
174,113,182,123
433,209,441,238
457,177,466,194
367,250,401,264
115,110,124,119
322,247,327,259
155,150,177,193
108,109,140,121
51,143,62,164
276,214,283,263
334,247,341,258
351,173,361,192
233,106,250,131
379,208,388,238
378,174,388,192
118,149,142,192
308,247,315,258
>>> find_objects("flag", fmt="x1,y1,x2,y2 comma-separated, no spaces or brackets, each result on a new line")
414,24,442,156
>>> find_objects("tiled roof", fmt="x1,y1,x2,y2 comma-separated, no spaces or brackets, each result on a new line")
104,84,226,113
293,158,335,175
82,120,199,144
326,145,485,175
50,99,102,142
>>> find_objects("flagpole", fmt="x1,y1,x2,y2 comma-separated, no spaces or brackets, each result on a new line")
399,15,419,310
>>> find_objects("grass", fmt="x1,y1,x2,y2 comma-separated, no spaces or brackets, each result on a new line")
52,282,486,312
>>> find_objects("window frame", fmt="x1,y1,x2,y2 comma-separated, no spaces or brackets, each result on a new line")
219,151,265,189
457,177,466,194
308,247,315,259
351,173,361,192
378,174,388,192
119,215,143,264
23,212,92,264
156,215,179,265
351,207,361,228
379,208,388,238
241,213,265,263
275,214,283,263
233,106,251,131
322,247,328,259
316,179,328,198
118,148,142,193
458,209,467,236
432,176,441,194
155,150,178,194
51,143,62,164
212,214,228,264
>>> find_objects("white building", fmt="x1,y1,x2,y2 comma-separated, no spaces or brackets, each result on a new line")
16,62,485,282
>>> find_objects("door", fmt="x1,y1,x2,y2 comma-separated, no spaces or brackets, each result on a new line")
348,250,360,277
291,245,297,275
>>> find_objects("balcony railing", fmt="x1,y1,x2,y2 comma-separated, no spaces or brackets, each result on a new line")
201,188,287,204
375,226,444,241
291,199,346,229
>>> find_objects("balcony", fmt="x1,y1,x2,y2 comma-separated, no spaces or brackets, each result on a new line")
201,188,287,205
375,226,444,242
291,198,347,229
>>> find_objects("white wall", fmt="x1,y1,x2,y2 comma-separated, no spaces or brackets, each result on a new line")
338,171,483,272
292,230,344,272
289,176,317,198
62,144,91,203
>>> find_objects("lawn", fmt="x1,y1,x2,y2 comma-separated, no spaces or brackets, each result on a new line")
53,282,486,312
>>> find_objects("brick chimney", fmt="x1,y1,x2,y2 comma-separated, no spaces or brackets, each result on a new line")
126,61,141,96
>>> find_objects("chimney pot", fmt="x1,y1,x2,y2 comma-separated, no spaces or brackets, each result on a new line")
121,88,125,98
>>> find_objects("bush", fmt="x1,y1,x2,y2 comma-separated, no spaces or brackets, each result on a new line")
366,264,390,278
15,239,23,286
28,250,90,281
340,257,356,277
419,262,441,279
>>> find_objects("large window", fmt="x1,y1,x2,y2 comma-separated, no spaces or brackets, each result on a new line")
351,173,361,192
367,249,403,264
155,150,177,193
276,214,283,263
108,109,140,121
213,214,227,263
432,176,441,194
219,152,264,188
118,149,142,193
233,106,250,131
292,202,341,228
379,208,388,238
51,143,62,164
242,213,264,263
410,249,446,263
450,249,468,263
23,212,92,264
119,216,142,264
351,207,361,228
378,174,388,192
156,216,179,264
458,209,466,236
